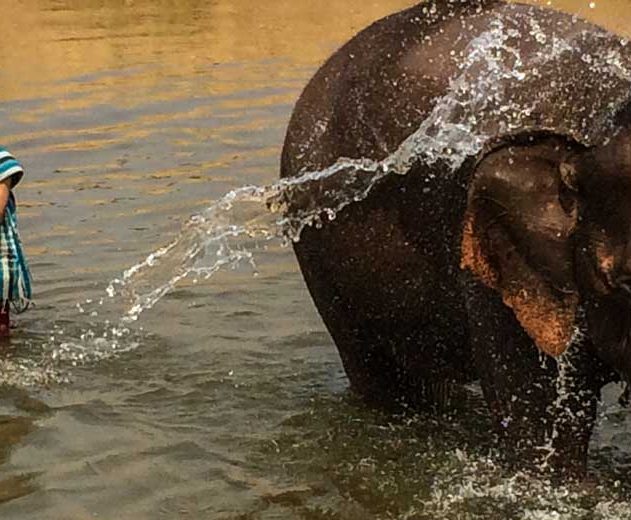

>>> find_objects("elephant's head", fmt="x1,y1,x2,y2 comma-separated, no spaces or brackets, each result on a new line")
462,120,631,378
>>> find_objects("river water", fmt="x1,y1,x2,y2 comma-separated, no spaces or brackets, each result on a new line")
2,0,631,518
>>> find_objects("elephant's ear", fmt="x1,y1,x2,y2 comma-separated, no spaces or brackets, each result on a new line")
461,135,581,357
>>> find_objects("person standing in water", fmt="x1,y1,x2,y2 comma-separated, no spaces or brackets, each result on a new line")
0,147,32,337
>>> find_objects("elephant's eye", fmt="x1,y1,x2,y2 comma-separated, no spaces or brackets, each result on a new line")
558,181,577,216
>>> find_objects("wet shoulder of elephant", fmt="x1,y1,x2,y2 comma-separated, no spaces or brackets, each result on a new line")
496,2,631,123
284,1,513,175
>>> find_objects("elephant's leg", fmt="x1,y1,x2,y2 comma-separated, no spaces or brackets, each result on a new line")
325,311,404,405
293,238,403,404
466,280,600,476
295,240,472,409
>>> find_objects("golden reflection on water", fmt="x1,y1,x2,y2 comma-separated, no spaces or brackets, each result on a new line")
2,0,631,102
1,0,414,101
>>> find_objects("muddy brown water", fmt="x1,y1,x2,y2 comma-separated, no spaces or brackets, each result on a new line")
2,0,631,518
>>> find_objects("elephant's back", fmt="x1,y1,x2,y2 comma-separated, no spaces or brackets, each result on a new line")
281,0,501,177
282,1,631,179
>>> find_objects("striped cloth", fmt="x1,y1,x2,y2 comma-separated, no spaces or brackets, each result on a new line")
0,147,32,312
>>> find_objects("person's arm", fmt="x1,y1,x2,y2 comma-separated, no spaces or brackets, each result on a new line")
0,178,12,218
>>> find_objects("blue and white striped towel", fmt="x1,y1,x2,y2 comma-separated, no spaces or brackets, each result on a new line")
0,147,32,312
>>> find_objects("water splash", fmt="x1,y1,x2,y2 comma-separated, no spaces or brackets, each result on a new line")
537,352,574,470
422,449,631,519
105,17,549,323
278,390,631,519
106,14,631,324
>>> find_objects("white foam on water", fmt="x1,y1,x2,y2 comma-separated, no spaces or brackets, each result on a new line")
389,446,631,518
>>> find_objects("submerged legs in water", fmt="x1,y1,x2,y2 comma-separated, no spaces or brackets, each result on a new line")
0,304,10,338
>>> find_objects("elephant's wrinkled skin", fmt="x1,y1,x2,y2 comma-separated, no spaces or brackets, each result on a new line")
280,0,631,475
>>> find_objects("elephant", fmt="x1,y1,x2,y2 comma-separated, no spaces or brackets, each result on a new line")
279,0,631,475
